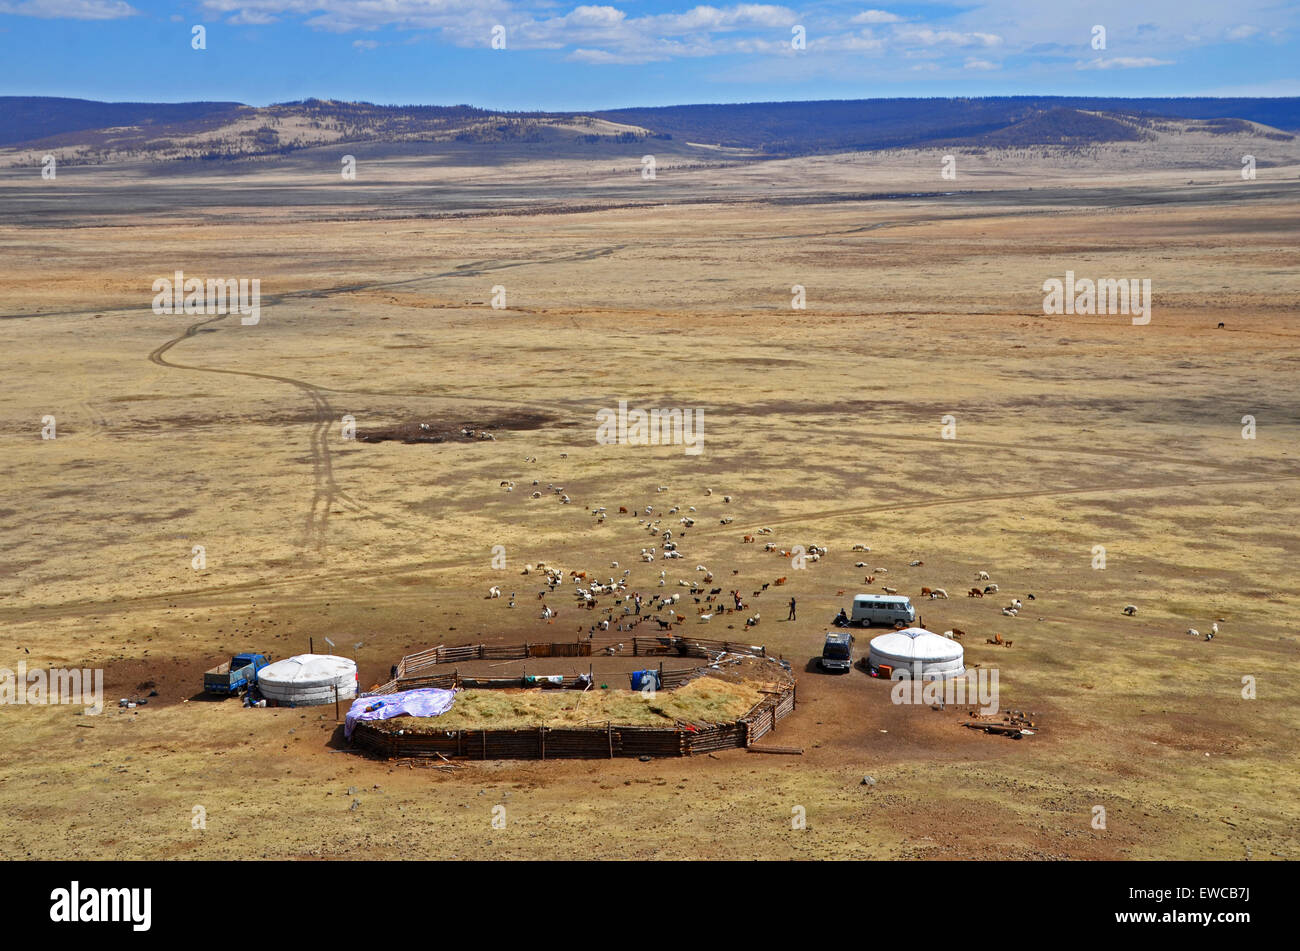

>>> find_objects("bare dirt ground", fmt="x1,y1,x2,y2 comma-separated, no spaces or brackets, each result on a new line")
0,138,1297,861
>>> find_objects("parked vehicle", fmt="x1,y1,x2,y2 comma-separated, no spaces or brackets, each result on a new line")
819,631,854,672
203,653,271,696
850,594,916,627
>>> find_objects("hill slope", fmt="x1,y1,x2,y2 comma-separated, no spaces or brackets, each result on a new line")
0,95,1296,165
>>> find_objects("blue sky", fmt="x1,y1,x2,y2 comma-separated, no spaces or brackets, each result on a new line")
1,1,1297,109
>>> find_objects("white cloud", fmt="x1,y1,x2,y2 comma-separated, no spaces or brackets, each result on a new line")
352,38,378,49
183,1,1298,74
897,27,1002,48
566,4,625,29
817,31,886,51
1076,56,1174,69
568,46,664,64
0,0,136,18
229,9,278,24
851,9,901,24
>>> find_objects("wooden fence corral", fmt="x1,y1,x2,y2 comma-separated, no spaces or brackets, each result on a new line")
527,642,592,658
633,635,766,658
350,680,797,761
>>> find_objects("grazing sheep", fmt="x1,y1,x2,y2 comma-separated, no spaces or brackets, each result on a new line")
882,586,898,595
851,544,871,552
921,587,933,597
487,586,502,599
1187,628,1200,638
704,488,713,496
855,562,869,568
1009,599,1022,610
983,584,998,594
723,495,732,503
909,560,924,567
1001,607,1018,617
774,577,788,586
1123,605,1137,616
976,571,990,581
699,613,713,622
930,588,948,600
1211,623,1219,636
968,588,984,598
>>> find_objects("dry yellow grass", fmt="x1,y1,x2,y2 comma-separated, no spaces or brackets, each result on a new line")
0,140,1296,860
383,677,765,732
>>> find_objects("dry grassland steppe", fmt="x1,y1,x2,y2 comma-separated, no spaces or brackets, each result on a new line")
1,129,1297,860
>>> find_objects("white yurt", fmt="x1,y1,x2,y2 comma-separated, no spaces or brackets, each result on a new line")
257,654,357,706
868,628,964,680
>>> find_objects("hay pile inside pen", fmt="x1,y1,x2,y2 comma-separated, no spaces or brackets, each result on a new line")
377,675,766,733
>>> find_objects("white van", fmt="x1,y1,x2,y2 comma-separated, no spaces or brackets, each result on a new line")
851,594,915,627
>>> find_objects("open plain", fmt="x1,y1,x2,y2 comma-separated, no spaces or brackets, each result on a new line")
1,136,1298,860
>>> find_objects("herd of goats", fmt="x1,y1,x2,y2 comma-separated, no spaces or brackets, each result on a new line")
479,479,1225,649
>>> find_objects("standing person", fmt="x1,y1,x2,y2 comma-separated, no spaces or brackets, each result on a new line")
634,593,642,615
787,597,797,621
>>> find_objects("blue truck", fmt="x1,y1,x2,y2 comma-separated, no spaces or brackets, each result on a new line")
203,653,272,696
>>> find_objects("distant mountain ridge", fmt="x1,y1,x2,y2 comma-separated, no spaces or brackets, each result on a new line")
1,95,1296,161
592,97,1300,154
0,97,245,147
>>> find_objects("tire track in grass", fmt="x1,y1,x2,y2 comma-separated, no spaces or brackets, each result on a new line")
147,315,370,550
